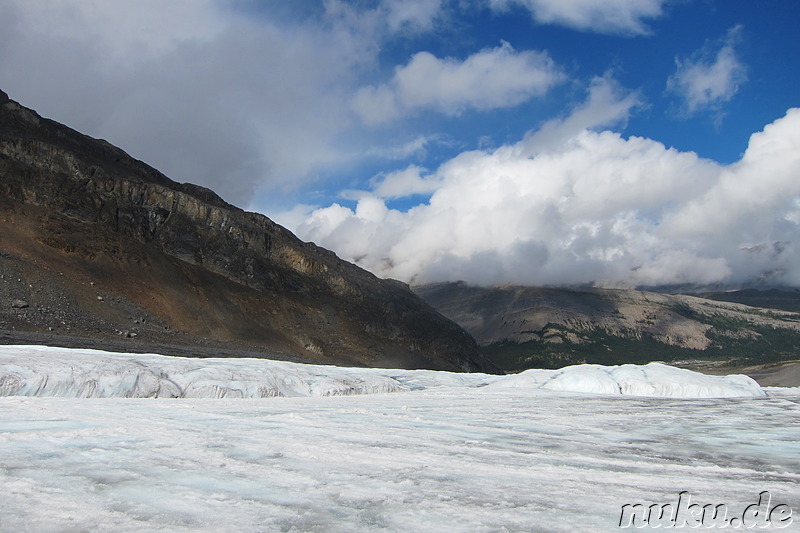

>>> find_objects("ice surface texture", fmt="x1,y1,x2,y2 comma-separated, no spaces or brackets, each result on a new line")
0,380,797,532
0,346,796,532
0,345,765,398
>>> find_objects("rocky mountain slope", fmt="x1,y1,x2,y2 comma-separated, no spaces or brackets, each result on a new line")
415,282,800,371
0,89,495,373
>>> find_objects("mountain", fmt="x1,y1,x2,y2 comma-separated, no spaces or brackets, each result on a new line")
414,281,800,371
0,89,496,373
690,288,800,314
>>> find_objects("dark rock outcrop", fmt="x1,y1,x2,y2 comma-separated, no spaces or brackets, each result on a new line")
0,90,496,372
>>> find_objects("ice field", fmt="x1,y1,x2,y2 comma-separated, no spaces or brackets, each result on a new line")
0,346,798,531
0,345,768,399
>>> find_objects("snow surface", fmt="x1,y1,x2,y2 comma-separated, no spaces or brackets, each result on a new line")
0,346,796,532
0,345,766,399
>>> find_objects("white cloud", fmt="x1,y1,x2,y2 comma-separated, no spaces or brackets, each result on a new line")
666,26,748,116
370,165,442,199
298,82,800,288
365,136,437,161
352,41,564,124
324,0,444,37
490,0,667,35
384,0,444,32
523,75,642,154
663,108,800,241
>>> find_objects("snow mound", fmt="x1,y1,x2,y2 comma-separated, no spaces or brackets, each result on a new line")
488,362,766,398
763,386,800,398
0,346,767,399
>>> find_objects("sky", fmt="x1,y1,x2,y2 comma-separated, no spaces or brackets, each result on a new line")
1,0,799,289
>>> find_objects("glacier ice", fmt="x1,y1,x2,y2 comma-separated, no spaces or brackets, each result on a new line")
0,345,796,532
0,345,766,398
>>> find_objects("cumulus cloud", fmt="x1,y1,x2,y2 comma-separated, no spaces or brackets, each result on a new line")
490,0,667,35
666,25,748,116
352,41,564,124
370,166,442,199
297,82,800,288
523,74,642,154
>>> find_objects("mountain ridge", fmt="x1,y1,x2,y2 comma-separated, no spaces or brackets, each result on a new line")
0,89,496,373
415,281,800,371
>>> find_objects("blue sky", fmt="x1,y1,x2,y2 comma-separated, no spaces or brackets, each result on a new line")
1,1,799,288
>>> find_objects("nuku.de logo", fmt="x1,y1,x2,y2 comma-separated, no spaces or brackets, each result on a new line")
619,491,793,529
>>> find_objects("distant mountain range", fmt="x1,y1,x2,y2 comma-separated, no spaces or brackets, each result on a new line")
692,288,800,314
0,89,496,373
415,282,800,371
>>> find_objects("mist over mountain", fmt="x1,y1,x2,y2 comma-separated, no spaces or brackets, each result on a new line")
0,89,496,373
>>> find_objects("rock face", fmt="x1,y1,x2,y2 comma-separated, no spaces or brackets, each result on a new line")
415,281,800,371
0,89,495,372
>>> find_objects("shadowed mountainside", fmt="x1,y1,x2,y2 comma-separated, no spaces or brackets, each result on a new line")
691,288,800,314
0,89,496,373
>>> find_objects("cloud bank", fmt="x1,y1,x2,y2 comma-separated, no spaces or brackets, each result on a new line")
297,82,800,288
0,0,373,206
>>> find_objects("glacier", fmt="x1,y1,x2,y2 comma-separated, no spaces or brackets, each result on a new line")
0,345,766,399
0,345,797,532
